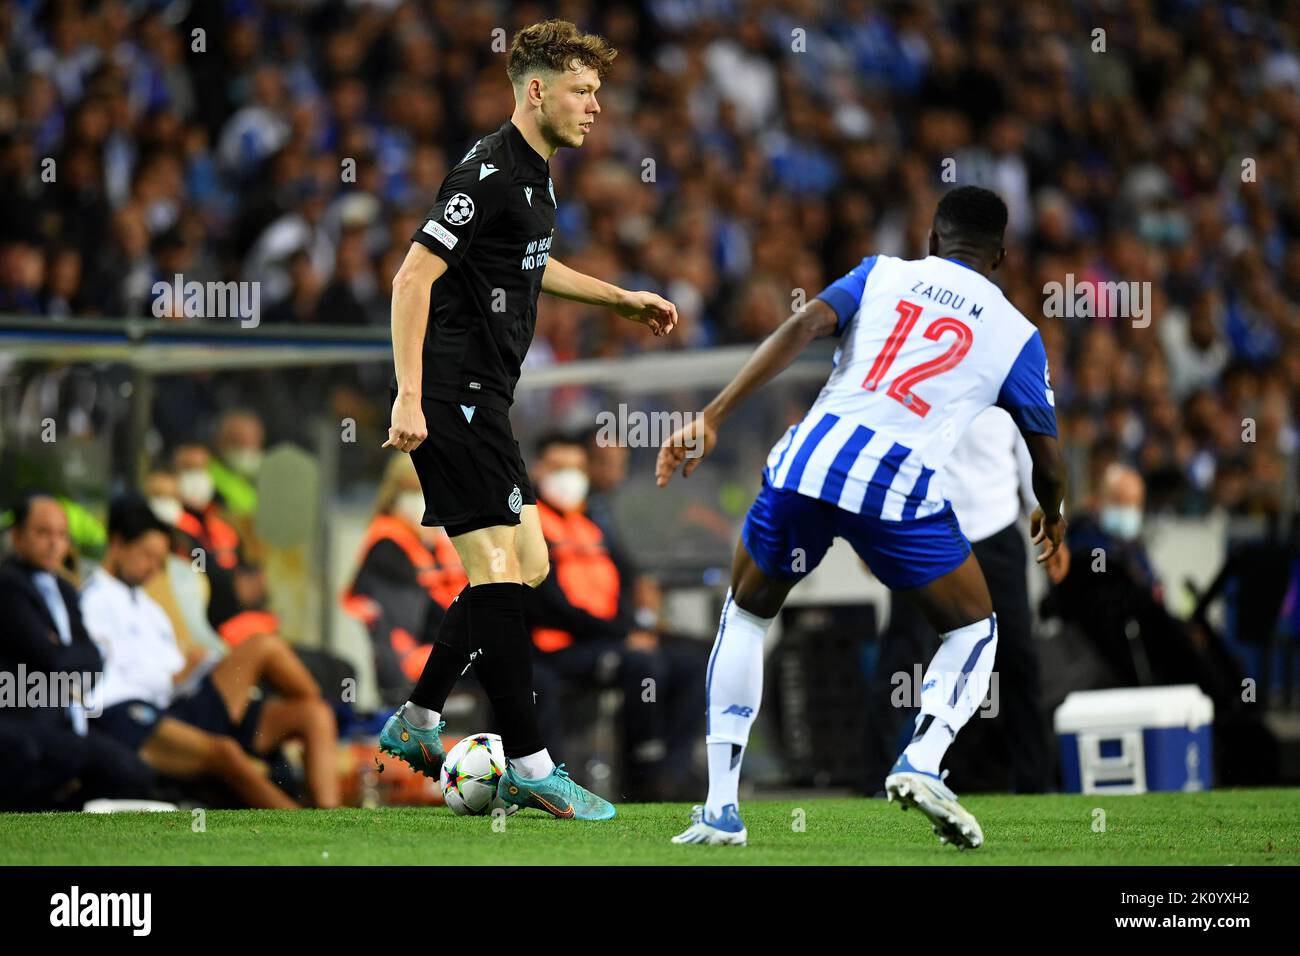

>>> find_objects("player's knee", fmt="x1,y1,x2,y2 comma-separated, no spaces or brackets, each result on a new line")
732,579,783,620
730,553,790,619
522,558,550,589
475,562,522,585
969,593,994,624
940,601,994,637
299,699,337,736
244,631,280,657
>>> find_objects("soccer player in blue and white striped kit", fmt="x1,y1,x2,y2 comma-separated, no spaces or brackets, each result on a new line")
656,187,1067,849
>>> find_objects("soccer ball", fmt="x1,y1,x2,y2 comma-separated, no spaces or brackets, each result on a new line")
439,732,513,816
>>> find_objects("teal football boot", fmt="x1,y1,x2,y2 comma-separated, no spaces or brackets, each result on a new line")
377,705,446,778
497,763,616,820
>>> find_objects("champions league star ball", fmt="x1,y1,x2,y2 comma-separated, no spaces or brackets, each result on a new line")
439,732,514,816
443,192,475,226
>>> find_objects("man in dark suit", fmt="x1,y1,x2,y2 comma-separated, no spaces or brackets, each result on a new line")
0,493,154,810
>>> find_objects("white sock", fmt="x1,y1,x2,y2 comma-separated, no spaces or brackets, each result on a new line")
401,702,440,730
901,614,998,775
706,741,745,816
903,716,955,775
704,591,773,819
511,749,555,780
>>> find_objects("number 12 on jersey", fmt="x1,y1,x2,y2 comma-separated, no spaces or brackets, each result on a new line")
862,299,973,417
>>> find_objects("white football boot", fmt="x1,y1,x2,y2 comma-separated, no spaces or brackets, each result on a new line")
671,804,748,846
885,755,984,849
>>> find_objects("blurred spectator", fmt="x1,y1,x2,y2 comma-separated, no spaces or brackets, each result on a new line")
143,467,229,661
0,240,44,313
1041,464,1242,713
171,442,278,645
84,495,340,808
316,222,382,325
210,408,265,522
583,430,634,578
0,493,154,810
343,454,468,707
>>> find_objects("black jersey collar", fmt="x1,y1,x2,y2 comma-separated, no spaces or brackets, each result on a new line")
504,119,550,176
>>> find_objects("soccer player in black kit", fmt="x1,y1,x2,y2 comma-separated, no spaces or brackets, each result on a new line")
377,20,677,820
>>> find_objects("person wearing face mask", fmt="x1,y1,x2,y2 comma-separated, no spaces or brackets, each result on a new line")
209,410,266,524
343,456,469,707
1041,463,1239,711
523,432,704,801
171,442,279,647
1056,462,1159,598
141,469,229,667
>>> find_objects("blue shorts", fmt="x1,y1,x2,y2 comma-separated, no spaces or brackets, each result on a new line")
741,477,971,591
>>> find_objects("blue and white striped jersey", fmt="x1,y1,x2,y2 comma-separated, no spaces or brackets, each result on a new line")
764,254,1056,521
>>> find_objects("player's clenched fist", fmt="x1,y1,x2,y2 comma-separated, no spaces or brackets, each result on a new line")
655,414,717,486
384,394,428,453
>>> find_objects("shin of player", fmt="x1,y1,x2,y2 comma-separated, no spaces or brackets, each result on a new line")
900,613,998,776
703,591,772,825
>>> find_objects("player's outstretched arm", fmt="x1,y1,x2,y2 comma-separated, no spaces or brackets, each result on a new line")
1023,431,1068,564
655,299,838,487
384,243,448,453
541,257,677,336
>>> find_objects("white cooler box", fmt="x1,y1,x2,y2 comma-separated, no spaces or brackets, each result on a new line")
1054,685,1213,794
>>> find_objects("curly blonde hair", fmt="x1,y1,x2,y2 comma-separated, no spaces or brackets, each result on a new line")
507,19,617,86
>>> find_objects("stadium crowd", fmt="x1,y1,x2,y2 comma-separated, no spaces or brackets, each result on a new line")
0,0,1297,519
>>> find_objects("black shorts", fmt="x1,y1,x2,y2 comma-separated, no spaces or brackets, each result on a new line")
95,699,168,752
95,675,262,752
399,391,536,537
166,675,263,752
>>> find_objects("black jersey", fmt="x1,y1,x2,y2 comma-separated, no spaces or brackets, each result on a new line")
404,119,557,411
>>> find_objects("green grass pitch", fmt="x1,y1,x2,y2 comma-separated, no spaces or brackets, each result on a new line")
3,789,1298,866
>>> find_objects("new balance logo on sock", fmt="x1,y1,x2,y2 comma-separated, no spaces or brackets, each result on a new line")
722,704,753,717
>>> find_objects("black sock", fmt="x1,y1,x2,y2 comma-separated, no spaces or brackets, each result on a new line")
467,582,545,759
408,585,471,712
